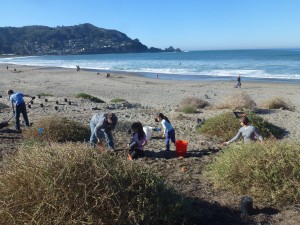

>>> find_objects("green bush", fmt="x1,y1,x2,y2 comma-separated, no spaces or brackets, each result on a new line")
111,98,126,103
198,112,239,141
75,93,105,103
37,93,53,97
180,105,198,114
22,116,90,143
205,141,300,205
198,112,283,142
0,143,194,225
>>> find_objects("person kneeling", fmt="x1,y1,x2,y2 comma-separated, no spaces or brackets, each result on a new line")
127,122,147,160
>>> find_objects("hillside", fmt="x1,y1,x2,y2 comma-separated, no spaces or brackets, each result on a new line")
0,23,181,55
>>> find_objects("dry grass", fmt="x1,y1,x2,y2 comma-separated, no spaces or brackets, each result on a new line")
260,97,295,111
215,92,257,110
178,97,209,113
205,141,300,206
180,97,209,109
22,116,90,143
0,143,195,225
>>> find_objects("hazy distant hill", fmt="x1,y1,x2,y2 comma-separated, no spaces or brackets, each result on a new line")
0,23,181,55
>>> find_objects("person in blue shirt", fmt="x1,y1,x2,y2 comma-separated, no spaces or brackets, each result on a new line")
156,113,176,151
7,90,33,131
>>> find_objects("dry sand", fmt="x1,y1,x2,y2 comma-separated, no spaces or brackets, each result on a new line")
1,64,300,224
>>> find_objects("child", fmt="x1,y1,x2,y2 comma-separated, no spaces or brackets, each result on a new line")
156,113,176,151
127,122,147,160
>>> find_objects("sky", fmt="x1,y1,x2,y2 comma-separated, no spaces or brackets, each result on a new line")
1,0,300,51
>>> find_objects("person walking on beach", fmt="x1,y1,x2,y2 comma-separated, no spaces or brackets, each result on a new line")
235,75,241,88
89,112,118,151
7,90,33,132
127,122,147,160
156,113,176,151
223,114,263,146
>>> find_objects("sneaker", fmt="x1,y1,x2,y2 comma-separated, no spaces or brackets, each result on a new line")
16,129,22,133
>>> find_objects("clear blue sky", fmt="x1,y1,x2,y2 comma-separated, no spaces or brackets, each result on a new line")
1,0,300,51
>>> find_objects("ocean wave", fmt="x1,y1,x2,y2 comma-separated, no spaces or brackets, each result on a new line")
1,50,300,80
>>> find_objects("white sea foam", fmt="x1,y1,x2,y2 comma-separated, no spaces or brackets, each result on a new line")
1,50,300,81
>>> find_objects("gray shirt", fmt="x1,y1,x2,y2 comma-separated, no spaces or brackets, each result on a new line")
91,113,117,139
228,125,263,144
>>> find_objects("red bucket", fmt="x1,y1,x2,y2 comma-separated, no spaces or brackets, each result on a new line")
175,140,188,157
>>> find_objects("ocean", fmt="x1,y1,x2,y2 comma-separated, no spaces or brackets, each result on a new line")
1,49,300,83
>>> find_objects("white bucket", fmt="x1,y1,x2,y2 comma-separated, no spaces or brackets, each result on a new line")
143,126,153,141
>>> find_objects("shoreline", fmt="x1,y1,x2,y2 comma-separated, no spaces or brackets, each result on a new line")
2,62,300,84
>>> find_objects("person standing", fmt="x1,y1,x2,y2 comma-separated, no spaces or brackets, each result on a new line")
156,113,176,151
7,90,33,131
89,112,118,151
236,75,242,88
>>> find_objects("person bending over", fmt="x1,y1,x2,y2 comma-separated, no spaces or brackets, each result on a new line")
89,112,118,151
7,90,33,132
223,114,263,146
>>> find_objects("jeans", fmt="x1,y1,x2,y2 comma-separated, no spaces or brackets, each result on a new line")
165,129,175,151
15,103,29,130
89,121,114,148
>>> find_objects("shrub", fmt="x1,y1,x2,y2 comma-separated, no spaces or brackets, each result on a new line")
246,111,284,139
37,93,53,97
198,112,240,141
111,98,126,103
260,97,295,111
0,143,194,225
216,92,256,110
75,93,105,103
22,116,90,142
178,97,209,114
180,105,198,114
198,112,284,141
180,97,209,109
205,141,300,205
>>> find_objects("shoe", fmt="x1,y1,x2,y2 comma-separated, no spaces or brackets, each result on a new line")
127,154,133,161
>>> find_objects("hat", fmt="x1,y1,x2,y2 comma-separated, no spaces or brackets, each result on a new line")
107,113,118,125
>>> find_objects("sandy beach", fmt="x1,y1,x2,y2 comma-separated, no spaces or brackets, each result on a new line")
1,64,300,224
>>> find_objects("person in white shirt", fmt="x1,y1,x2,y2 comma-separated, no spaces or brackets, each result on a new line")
156,113,176,151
